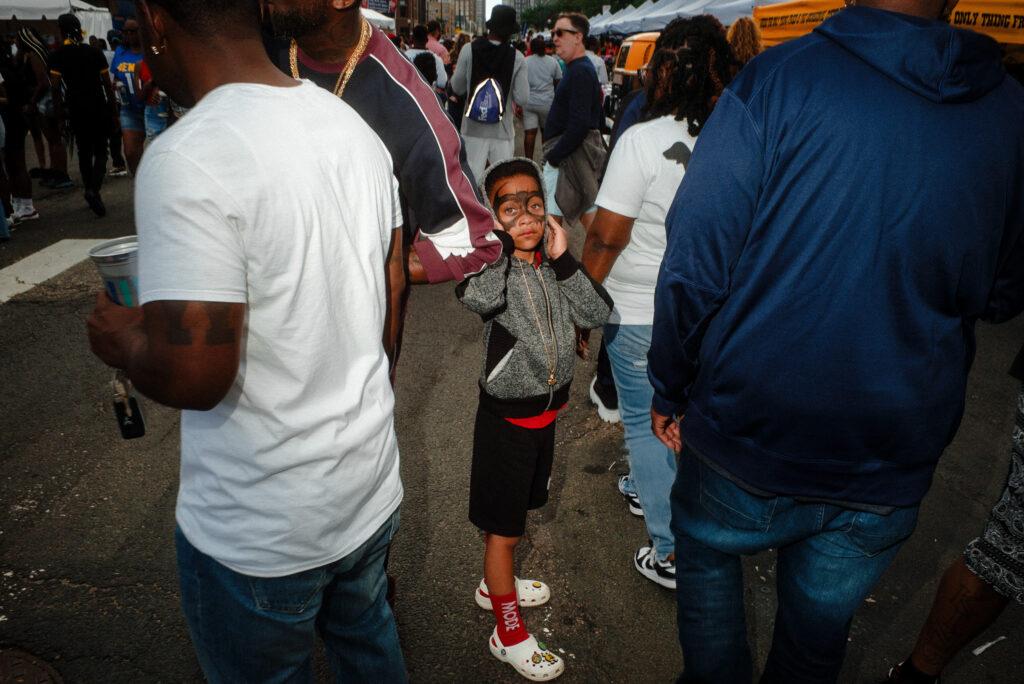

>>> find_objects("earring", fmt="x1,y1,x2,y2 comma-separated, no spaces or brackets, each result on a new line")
150,43,163,55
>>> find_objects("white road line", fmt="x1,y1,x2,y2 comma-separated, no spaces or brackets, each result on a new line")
0,239,108,304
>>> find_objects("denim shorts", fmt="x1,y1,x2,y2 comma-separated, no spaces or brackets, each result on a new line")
119,107,145,132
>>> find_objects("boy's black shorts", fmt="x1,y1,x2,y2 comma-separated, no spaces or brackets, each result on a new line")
469,404,555,538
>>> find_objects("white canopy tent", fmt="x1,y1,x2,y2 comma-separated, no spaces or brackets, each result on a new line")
637,0,697,29
602,0,659,33
0,1,113,39
601,0,653,33
590,5,634,32
587,10,611,28
362,7,395,30
70,0,112,40
633,0,756,30
0,1,67,20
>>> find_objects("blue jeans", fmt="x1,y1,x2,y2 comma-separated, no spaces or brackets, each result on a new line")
672,447,919,684
605,323,676,559
175,510,406,684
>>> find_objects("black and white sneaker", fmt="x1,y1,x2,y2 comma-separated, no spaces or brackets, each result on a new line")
634,544,676,590
617,475,644,517
589,376,621,423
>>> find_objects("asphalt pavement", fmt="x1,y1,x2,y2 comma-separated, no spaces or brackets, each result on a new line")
0,157,1021,683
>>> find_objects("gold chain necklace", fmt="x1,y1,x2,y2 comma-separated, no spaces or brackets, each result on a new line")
289,18,371,98
517,258,558,387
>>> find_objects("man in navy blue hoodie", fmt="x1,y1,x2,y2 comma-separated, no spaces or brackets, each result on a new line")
647,0,1024,681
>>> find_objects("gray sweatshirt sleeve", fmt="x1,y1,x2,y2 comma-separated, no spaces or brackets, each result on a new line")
548,252,613,329
451,45,471,97
455,255,510,316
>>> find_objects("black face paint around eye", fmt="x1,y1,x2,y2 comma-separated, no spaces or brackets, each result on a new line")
495,191,546,224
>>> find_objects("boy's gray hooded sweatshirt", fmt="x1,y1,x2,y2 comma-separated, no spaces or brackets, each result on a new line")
457,157,613,416
457,246,612,417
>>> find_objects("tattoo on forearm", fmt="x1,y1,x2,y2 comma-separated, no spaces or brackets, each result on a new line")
163,302,237,347
205,303,237,346
166,302,194,346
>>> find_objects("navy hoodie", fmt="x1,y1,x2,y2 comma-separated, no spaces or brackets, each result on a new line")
649,6,1024,507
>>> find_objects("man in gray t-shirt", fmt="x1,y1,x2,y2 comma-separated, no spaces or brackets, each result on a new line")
523,35,560,160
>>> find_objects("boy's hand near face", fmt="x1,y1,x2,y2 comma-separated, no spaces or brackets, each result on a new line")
545,215,567,260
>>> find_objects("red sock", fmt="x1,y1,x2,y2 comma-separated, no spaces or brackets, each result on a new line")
490,590,529,647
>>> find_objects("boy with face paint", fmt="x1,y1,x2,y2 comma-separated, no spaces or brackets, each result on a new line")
455,158,612,681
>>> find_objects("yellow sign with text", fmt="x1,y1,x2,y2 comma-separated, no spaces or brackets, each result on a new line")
754,0,1024,46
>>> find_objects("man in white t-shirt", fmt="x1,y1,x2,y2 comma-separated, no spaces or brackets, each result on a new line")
86,1,407,681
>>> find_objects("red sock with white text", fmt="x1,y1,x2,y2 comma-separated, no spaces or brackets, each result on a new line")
490,589,529,647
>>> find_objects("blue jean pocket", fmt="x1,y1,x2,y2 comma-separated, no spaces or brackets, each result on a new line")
839,506,919,558
698,458,778,532
248,567,329,614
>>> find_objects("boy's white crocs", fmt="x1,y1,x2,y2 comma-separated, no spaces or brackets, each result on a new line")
489,628,565,681
475,577,551,610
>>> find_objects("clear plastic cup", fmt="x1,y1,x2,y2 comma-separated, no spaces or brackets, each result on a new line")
89,236,139,307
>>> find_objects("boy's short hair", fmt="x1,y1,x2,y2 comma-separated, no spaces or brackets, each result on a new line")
482,158,544,204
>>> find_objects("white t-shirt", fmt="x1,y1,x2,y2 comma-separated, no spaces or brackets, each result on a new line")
136,81,403,578
596,115,696,325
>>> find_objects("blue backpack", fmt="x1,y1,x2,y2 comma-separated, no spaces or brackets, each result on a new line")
466,78,505,124
465,39,516,125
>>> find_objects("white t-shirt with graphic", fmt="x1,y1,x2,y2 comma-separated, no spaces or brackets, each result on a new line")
136,81,403,578
596,115,696,325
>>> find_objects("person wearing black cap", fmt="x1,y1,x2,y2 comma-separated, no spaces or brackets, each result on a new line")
450,5,529,182
49,13,119,217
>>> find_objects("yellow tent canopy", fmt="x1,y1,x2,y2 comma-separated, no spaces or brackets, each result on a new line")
754,0,1024,46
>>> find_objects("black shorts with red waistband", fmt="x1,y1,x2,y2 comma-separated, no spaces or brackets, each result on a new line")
469,402,555,538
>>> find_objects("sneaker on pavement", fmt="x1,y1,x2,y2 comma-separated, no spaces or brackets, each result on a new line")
634,544,676,590
589,376,621,424
12,208,39,223
109,166,128,177
617,475,644,517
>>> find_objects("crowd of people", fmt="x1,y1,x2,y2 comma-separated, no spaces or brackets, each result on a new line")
0,13,182,242
60,0,1022,681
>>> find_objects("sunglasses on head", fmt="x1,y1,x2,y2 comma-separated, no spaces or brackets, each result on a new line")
552,28,579,38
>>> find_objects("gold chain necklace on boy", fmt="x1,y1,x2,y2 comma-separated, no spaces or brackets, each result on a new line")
517,259,558,386
288,18,371,98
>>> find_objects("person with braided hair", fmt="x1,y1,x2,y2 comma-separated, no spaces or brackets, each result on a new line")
582,16,733,591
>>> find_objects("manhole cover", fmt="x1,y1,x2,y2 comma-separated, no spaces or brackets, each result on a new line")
0,649,63,684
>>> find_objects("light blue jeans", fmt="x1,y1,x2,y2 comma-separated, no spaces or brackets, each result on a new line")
604,323,676,560
176,510,406,683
